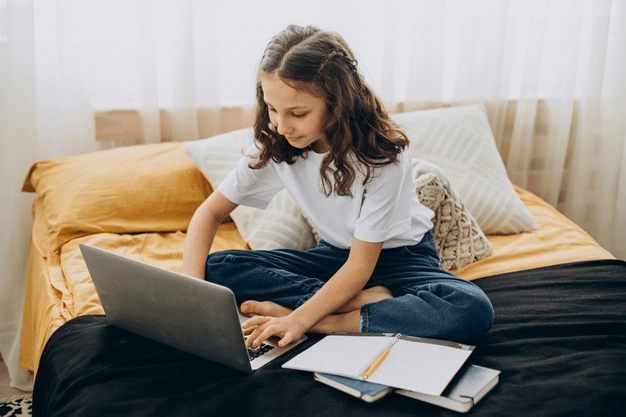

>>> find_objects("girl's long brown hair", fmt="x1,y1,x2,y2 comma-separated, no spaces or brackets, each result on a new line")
252,24,408,197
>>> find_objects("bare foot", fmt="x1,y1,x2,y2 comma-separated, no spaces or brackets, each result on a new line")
336,286,393,313
241,286,393,317
241,300,360,334
240,300,293,318
239,287,392,335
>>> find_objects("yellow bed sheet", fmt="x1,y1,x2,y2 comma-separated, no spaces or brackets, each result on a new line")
20,186,613,374
455,186,614,279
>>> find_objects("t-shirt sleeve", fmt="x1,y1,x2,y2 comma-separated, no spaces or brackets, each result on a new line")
353,155,415,243
218,156,284,209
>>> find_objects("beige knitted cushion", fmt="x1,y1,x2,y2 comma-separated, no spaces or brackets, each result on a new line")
415,171,493,271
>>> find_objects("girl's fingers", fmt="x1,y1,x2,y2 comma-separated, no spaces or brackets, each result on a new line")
242,315,268,327
242,316,301,348
252,323,281,348
241,316,269,337
243,316,281,348
277,332,293,348
246,326,264,348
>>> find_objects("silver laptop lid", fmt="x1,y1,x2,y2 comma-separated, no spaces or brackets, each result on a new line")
79,243,254,373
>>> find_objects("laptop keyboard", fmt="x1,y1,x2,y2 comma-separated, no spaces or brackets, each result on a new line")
247,342,275,361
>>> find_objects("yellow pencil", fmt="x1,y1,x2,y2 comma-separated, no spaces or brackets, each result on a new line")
363,346,391,379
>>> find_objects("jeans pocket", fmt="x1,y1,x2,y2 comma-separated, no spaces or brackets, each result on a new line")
401,234,441,269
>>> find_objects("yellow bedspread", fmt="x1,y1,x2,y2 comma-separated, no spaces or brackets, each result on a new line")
20,219,247,374
455,186,613,279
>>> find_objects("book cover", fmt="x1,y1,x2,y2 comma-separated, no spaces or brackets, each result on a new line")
314,372,393,403
396,364,500,413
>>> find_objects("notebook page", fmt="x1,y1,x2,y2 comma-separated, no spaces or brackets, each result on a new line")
367,339,472,396
282,334,392,378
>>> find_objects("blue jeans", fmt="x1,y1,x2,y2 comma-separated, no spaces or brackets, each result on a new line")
205,232,494,343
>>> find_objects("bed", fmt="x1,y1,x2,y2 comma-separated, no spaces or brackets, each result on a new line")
21,104,625,416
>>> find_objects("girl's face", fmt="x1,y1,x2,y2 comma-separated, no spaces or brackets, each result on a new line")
261,74,330,153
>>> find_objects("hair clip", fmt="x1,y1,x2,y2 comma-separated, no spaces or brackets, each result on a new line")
347,59,358,73
320,50,358,75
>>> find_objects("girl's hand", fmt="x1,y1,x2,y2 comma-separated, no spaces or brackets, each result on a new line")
242,314,308,349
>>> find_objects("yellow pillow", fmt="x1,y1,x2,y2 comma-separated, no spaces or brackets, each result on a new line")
23,142,211,250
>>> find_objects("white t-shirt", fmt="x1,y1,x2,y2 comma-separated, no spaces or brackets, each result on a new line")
218,147,434,249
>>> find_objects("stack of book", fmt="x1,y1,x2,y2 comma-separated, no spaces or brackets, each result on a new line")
283,333,499,412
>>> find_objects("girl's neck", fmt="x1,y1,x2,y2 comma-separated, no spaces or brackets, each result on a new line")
310,136,330,154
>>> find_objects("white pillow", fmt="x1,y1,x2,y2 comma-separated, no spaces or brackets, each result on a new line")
182,128,318,250
393,104,538,234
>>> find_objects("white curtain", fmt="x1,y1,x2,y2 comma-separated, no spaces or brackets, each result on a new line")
1,0,624,390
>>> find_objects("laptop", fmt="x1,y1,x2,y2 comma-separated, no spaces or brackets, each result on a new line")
79,243,306,373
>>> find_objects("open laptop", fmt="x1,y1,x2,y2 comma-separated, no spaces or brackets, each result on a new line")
79,243,305,373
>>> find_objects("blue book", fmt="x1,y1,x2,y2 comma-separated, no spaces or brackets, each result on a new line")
313,372,393,403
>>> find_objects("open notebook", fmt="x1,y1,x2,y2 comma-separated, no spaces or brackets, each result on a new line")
283,333,474,396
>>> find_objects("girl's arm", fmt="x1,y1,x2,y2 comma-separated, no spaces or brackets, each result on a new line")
243,238,384,348
182,191,238,279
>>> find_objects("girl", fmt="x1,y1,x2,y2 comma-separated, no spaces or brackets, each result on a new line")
183,25,494,350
